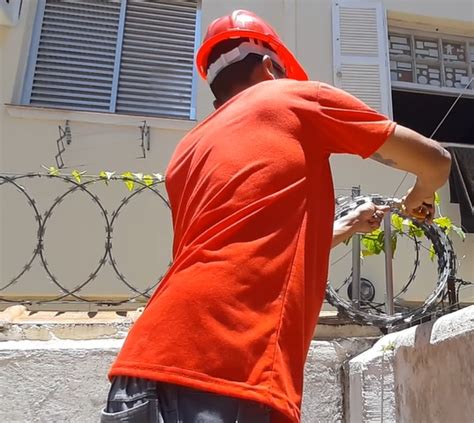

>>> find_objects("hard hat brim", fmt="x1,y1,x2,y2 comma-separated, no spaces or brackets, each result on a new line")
196,29,309,82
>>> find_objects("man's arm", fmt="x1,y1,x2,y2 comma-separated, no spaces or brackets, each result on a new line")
371,125,451,221
332,203,389,248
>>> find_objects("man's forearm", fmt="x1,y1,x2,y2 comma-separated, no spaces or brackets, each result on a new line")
372,125,451,193
332,215,357,248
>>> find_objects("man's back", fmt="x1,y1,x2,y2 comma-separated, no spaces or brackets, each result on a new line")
109,79,395,422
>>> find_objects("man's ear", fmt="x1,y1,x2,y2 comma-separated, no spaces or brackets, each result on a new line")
261,55,278,80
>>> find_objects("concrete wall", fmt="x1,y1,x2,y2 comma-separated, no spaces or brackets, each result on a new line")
1,306,472,422
0,0,472,305
0,337,373,423
348,305,474,423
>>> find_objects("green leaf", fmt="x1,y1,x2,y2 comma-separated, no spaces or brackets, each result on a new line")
429,244,436,261
391,214,404,232
390,233,398,258
99,170,115,185
362,229,383,255
121,171,135,191
143,174,154,187
433,216,452,234
382,341,396,352
408,221,424,238
377,229,385,244
44,166,59,176
71,169,85,184
434,192,441,205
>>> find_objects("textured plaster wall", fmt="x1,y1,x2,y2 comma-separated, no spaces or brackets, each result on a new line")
348,306,474,423
0,337,373,422
302,339,375,422
1,307,473,422
0,339,122,423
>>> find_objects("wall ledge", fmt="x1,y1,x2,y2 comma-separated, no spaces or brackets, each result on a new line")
5,104,197,131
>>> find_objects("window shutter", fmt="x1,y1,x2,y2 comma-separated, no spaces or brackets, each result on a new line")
332,0,392,118
29,0,121,112
116,0,197,119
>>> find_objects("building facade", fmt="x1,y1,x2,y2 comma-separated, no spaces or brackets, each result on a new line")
1,0,473,310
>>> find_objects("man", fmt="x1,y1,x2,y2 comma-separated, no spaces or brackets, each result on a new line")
102,10,450,423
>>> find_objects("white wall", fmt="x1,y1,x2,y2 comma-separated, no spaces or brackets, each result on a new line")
0,0,472,306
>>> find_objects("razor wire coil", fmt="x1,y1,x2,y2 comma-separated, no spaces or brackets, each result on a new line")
326,194,456,327
0,173,171,307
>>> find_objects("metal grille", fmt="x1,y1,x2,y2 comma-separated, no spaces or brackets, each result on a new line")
30,0,121,111
27,0,198,118
116,0,197,118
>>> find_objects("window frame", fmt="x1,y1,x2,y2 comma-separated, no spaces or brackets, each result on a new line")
21,0,201,120
388,26,474,99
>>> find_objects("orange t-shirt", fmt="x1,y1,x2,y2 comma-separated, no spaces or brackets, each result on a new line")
109,80,396,422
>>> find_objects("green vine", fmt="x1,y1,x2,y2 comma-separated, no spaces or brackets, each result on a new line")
360,193,465,260
41,166,165,191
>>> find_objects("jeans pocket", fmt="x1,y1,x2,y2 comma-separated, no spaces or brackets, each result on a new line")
100,400,151,422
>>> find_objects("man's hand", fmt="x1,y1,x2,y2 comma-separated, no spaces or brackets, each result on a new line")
403,184,435,223
332,203,390,248
350,202,390,234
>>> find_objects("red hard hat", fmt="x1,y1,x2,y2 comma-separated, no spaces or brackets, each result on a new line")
196,10,308,82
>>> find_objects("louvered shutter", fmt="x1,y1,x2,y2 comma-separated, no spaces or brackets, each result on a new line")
29,0,121,112
116,0,197,119
332,0,392,118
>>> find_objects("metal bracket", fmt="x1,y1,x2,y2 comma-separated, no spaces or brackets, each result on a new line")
55,120,71,169
139,120,150,158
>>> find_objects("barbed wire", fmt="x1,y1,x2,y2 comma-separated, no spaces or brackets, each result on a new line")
1,173,468,324
0,172,170,307
326,194,457,328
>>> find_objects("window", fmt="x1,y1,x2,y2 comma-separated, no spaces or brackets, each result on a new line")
22,0,200,120
388,29,474,95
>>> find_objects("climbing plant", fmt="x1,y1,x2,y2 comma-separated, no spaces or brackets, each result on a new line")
359,193,465,260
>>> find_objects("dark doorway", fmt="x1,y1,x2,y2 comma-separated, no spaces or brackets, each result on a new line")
392,90,473,145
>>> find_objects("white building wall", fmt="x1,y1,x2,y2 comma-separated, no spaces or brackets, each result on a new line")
0,0,472,305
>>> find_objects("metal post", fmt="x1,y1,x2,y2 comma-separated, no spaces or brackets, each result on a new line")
351,186,361,308
383,211,395,315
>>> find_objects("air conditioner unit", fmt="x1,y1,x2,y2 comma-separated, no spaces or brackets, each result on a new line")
0,0,21,27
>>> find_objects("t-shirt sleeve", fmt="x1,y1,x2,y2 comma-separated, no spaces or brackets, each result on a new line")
314,82,396,158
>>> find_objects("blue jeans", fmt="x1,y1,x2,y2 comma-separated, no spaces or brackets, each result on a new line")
100,376,271,422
